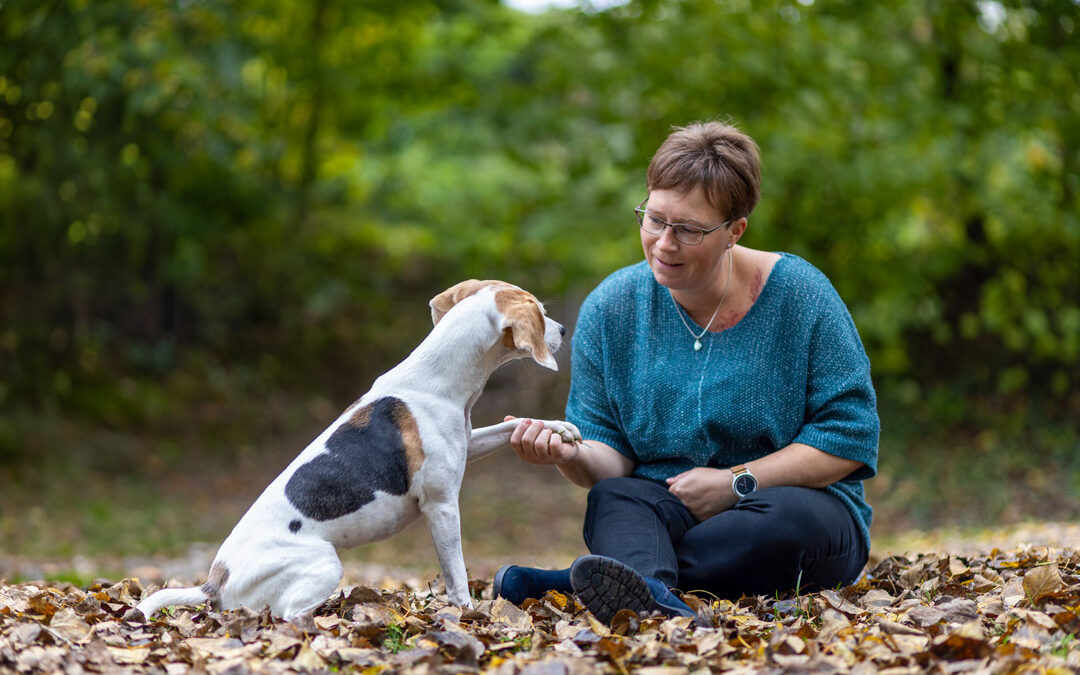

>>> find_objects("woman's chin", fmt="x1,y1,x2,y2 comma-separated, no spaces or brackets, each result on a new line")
648,261,688,288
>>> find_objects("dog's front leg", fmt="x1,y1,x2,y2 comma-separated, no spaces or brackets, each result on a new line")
468,419,582,463
423,501,472,607
466,420,520,462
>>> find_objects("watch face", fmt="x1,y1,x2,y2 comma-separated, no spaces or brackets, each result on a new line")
734,473,758,496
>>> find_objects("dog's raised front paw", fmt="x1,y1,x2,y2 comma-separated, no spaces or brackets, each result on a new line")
543,420,582,444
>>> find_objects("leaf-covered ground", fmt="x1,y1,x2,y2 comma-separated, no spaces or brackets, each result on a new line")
3,546,1079,674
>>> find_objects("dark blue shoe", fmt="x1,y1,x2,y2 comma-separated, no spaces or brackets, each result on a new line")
493,565,572,605
569,555,697,624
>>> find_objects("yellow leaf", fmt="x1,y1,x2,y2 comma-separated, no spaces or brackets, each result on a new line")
544,590,569,610
586,613,611,637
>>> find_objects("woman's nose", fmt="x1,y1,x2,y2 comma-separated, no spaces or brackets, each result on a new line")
656,224,681,248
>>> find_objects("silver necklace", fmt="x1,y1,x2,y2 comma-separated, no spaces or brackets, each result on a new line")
669,247,735,351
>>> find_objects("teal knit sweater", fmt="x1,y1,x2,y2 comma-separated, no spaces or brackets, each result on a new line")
566,254,880,550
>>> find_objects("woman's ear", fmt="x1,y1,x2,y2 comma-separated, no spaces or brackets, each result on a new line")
729,217,748,245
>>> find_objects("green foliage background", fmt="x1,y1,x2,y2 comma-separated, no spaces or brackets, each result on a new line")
1,0,1078,552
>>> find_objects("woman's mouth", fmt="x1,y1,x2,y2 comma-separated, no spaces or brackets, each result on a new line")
654,257,683,269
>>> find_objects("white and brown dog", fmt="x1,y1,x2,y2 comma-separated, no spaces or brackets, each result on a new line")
135,280,581,620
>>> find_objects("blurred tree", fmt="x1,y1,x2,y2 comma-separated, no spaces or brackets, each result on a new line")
0,0,1076,431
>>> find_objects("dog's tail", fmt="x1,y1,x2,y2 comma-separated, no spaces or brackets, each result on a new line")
135,586,209,619
135,560,230,620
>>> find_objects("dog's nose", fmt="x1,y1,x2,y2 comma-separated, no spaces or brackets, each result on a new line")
559,325,566,337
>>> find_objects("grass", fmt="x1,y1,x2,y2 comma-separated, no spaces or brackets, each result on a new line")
381,623,409,653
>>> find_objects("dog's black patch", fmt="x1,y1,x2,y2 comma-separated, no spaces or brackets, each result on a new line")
289,519,302,533
285,397,415,522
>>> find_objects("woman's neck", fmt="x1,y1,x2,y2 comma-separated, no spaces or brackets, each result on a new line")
670,247,739,326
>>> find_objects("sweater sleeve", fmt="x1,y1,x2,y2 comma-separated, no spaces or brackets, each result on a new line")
791,285,880,480
565,290,638,462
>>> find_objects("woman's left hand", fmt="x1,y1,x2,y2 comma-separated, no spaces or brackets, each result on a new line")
666,467,739,521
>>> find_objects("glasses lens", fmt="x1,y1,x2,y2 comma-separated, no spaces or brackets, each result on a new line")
673,226,704,246
638,210,664,235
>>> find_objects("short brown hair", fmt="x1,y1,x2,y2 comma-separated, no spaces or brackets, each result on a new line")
646,121,762,221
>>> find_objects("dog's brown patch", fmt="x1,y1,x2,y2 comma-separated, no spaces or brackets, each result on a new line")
347,402,373,428
391,400,425,477
429,279,515,325
495,288,552,364
200,561,230,601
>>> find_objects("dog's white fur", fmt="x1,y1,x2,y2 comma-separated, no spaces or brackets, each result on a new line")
136,280,580,621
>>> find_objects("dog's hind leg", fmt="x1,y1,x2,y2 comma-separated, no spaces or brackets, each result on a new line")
272,540,344,621
423,500,471,607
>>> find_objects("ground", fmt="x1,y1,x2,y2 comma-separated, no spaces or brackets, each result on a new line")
2,522,1079,674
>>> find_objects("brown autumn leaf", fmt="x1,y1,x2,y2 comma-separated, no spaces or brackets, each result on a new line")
27,590,61,618
490,596,533,630
1022,563,1063,603
820,589,865,616
937,597,979,624
5,543,1080,674
859,588,895,609
927,632,993,660
46,607,92,643
879,618,924,636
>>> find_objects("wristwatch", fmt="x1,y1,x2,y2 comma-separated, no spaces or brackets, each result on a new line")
730,464,758,498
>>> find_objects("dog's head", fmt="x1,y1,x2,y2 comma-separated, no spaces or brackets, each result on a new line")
429,279,563,371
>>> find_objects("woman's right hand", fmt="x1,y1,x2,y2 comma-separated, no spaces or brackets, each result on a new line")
506,416,580,465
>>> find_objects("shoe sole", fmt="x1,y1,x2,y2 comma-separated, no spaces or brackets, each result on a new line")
570,555,659,624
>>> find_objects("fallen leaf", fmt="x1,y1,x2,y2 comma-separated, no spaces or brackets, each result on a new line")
927,633,992,660
820,589,865,616
490,597,533,630
28,590,61,618
106,645,151,665
937,597,979,624
859,589,895,609
1022,564,1063,603
185,636,246,658
520,659,570,675
879,619,924,636
817,609,853,641
635,666,689,675
47,607,92,643
1020,608,1059,631
905,605,944,627
293,641,325,669
1002,576,1026,607
948,556,970,577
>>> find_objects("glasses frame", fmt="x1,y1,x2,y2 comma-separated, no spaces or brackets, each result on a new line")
634,197,732,246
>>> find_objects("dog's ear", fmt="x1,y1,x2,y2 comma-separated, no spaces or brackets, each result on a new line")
430,279,493,325
497,291,557,371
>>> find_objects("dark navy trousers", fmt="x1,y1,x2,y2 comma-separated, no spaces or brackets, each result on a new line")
582,476,868,598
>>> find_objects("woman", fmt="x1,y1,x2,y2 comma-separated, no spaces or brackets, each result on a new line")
495,121,879,623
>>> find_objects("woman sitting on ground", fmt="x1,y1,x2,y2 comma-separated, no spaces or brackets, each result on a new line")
495,121,879,622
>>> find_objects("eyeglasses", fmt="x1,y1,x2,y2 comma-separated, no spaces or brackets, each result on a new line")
634,197,732,246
